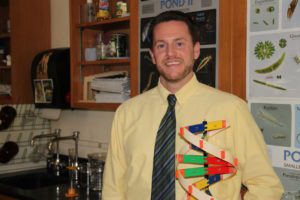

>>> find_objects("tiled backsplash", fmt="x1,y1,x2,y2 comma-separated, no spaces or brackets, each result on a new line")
0,104,51,173
0,104,110,174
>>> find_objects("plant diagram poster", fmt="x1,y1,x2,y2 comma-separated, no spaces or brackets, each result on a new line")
251,103,292,147
249,0,279,32
250,102,300,192
139,0,218,93
282,0,300,29
248,0,300,194
248,31,300,98
295,105,300,149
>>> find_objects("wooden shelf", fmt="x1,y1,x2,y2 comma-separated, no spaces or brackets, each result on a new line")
0,65,11,69
0,95,12,104
0,33,10,39
70,0,138,110
80,58,130,65
73,101,120,110
76,16,130,29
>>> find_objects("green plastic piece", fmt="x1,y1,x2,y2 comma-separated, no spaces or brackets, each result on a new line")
184,167,207,178
183,155,206,164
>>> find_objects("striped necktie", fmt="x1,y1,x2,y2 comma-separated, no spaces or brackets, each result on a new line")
151,94,177,200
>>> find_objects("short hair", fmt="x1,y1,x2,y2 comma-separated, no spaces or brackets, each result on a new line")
148,10,198,48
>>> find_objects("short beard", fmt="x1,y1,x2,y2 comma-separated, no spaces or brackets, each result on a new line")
158,64,194,83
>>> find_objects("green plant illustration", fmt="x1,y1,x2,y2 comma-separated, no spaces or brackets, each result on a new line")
253,79,286,91
294,55,300,64
255,52,285,74
254,41,275,60
279,38,287,48
267,6,275,12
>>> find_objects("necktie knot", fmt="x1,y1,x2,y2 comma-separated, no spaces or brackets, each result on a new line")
167,94,176,108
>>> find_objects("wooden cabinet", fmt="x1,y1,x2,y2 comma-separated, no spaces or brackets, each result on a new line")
0,194,17,200
0,0,51,104
69,0,138,110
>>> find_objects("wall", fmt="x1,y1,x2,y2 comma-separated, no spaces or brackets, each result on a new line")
50,0,114,158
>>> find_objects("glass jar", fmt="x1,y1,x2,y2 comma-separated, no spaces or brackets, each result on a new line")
88,153,106,191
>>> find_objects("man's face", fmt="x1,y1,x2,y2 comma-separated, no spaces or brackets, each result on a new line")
150,20,200,86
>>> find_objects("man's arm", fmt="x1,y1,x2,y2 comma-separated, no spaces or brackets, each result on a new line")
235,101,284,200
102,108,127,200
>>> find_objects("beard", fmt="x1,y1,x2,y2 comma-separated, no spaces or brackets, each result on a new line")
157,62,194,83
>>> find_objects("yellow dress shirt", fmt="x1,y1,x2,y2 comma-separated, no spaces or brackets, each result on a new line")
102,74,284,200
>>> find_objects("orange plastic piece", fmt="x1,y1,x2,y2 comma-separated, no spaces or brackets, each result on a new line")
200,139,204,149
220,150,225,159
180,127,185,137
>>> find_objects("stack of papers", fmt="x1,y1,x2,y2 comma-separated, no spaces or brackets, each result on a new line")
0,84,11,96
91,77,130,103
84,71,130,103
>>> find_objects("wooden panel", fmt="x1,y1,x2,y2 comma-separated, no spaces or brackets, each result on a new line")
9,0,51,103
219,0,247,100
0,194,18,200
0,0,50,104
129,0,139,97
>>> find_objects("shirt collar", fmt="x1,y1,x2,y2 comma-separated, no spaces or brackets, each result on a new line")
157,74,199,105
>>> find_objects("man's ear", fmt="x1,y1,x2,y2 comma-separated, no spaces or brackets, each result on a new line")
149,49,156,64
194,42,200,60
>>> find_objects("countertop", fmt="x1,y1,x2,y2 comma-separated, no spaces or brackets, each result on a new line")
0,168,102,200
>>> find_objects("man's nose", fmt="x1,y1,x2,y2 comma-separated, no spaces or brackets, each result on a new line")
166,45,176,57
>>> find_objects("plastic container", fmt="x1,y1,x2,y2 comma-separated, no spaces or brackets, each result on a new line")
97,0,110,20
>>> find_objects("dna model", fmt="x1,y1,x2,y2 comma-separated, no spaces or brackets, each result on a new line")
176,120,238,200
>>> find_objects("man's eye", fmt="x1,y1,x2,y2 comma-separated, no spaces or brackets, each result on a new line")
157,43,165,49
176,41,184,48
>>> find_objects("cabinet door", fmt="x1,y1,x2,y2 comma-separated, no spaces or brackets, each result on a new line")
0,0,51,104
0,0,11,103
0,194,18,200
70,0,138,110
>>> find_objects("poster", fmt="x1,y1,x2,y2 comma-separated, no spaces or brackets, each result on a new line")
282,0,300,29
248,0,300,196
248,31,300,98
139,0,219,93
249,0,279,32
250,102,300,194
251,103,291,147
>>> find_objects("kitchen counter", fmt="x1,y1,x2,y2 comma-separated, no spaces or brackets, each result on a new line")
0,168,102,200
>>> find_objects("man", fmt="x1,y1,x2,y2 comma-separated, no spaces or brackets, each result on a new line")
102,11,283,200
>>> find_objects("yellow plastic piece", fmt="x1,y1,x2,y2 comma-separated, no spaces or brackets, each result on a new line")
206,120,226,131
193,179,209,190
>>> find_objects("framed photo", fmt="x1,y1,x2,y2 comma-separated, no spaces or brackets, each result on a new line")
33,79,53,103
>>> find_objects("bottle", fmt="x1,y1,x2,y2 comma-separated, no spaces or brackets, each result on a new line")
97,0,110,20
86,0,95,23
0,48,4,65
96,32,106,60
